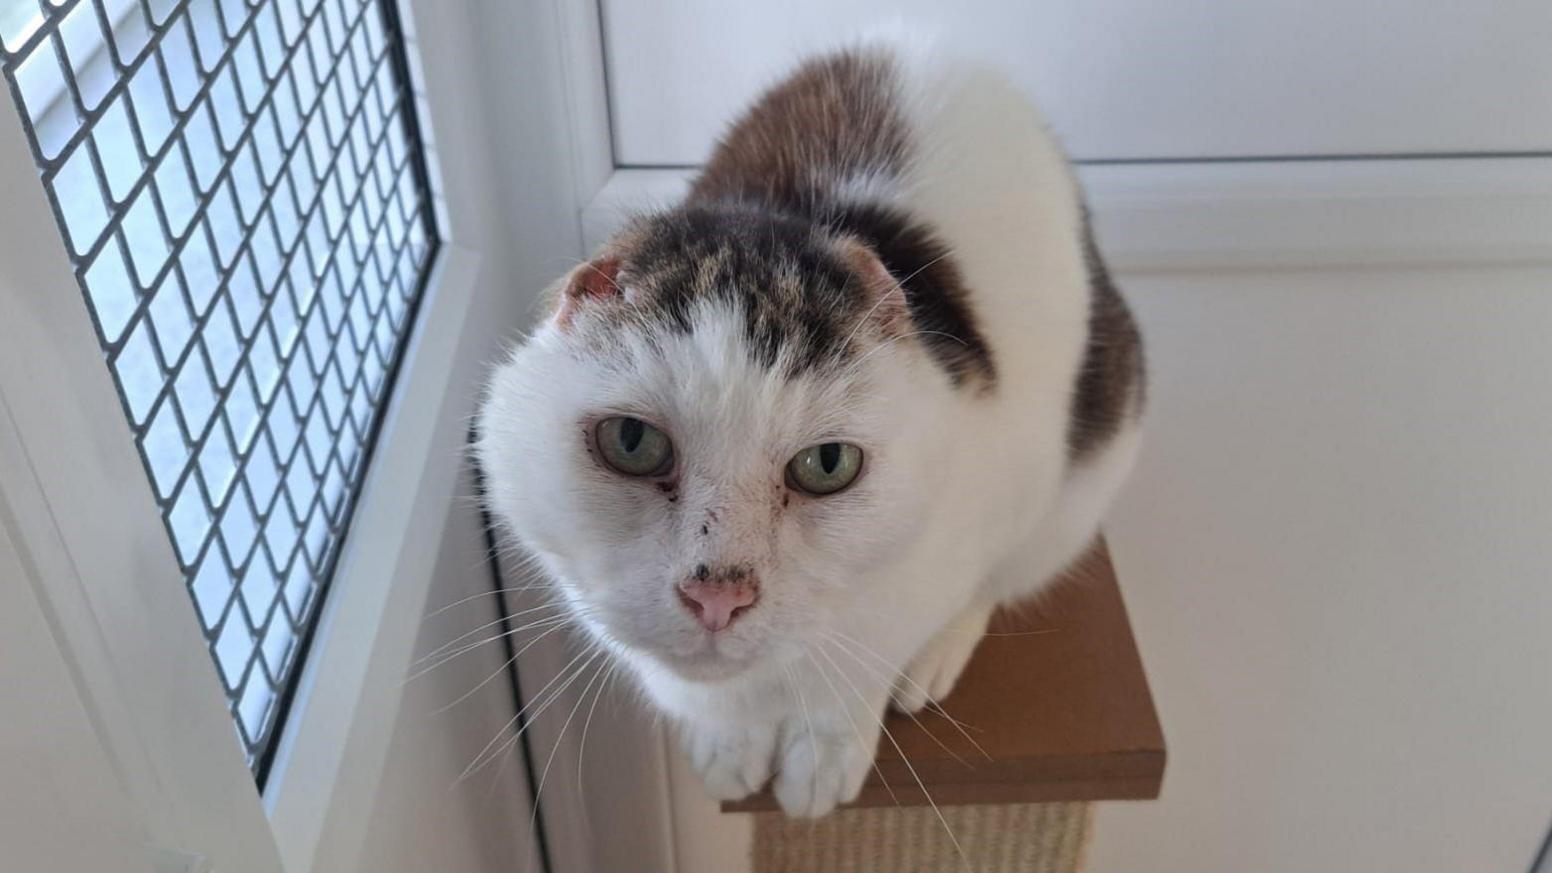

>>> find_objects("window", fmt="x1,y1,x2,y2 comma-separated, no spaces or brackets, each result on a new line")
0,0,437,778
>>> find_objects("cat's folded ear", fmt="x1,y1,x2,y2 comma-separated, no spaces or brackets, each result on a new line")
550,255,625,329
832,235,910,337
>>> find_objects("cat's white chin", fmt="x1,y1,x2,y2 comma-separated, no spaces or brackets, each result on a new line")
650,639,766,684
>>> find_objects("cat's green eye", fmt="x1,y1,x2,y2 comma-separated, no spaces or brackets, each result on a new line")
786,442,863,495
596,416,674,477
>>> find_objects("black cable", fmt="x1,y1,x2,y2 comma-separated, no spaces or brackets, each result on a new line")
468,425,554,873
1529,819,1552,873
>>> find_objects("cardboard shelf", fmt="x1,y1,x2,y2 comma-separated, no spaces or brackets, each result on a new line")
725,538,1165,812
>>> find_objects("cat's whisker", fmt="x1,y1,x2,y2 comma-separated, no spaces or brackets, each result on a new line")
522,652,612,873
837,252,933,353
817,642,974,873
457,644,601,785
576,658,620,795
892,248,959,289
845,327,971,373
979,627,1063,638
780,661,821,814
819,630,962,761
420,581,555,622
836,597,1055,642
834,246,961,361
485,644,605,813
404,615,573,684
418,601,568,663
804,649,899,808
430,621,571,716
821,632,982,766
823,628,992,751
484,723,522,804
420,596,564,652
485,548,546,575
492,542,542,562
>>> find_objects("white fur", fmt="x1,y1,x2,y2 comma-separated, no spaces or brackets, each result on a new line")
476,46,1141,817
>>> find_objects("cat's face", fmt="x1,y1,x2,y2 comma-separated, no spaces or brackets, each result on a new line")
477,210,944,682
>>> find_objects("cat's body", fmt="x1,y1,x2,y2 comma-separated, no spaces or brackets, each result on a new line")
477,44,1143,817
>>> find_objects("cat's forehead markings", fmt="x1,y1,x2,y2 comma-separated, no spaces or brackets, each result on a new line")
581,210,994,391
596,208,875,379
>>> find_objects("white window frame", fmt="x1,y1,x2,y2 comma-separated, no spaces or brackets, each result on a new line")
583,161,1552,272
0,0,592,870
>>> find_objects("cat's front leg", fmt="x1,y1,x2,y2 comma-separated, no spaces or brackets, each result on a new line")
681,719,779,802
892,603,994,714
772,655,889,817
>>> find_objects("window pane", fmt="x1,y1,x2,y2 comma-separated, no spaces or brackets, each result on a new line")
0,0,438,779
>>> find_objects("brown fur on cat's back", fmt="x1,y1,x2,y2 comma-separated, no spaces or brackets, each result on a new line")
1068,215,1146,461
688,49,909,210
680,48,997,390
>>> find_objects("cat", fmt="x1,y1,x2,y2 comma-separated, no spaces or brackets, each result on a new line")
475,41,1144,818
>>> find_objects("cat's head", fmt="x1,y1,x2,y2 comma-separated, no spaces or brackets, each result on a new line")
476,206,950,682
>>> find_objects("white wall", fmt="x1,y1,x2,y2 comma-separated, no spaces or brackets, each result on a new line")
357,467,541,873
1094,264,1552,872
0,508,166,873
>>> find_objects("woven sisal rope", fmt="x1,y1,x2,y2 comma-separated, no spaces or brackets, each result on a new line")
751,801,1092,873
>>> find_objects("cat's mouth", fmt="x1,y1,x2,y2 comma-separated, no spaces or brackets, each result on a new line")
654,632,763,682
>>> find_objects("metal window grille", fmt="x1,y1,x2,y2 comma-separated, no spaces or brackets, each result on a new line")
0,0,438,778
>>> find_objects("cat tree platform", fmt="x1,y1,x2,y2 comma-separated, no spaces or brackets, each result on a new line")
726,538,1165,873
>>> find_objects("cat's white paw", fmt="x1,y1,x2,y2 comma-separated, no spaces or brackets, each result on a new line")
684,722,778,802
892,608,991,714
773,728,875,818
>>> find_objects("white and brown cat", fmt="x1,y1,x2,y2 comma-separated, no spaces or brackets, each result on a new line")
476,42,1144,817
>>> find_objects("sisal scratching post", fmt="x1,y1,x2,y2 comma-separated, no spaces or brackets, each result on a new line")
752,802,1092,873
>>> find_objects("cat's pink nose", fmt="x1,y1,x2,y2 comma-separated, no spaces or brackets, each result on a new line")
677,565,760,633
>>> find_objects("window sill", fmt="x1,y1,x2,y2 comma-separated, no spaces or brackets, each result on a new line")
263,243,483,873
